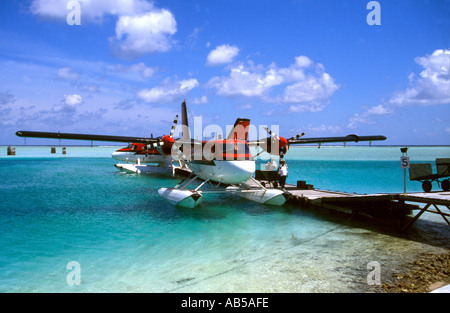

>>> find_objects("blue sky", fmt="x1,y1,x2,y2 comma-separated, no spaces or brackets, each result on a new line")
0,0,449,145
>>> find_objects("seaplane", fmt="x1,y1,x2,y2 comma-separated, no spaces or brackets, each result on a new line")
16,115,182,174
156,101,387,208
16,100,387,209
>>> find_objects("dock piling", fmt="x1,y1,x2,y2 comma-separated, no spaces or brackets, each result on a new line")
7,146,15,155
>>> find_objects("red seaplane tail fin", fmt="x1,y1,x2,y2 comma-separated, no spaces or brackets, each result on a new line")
227,118,251,141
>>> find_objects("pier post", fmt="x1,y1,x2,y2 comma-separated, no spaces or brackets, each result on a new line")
7,146,16,155
400,147,409,194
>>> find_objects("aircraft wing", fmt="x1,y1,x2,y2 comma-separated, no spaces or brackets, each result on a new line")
16,130,160,144
286,134,387,145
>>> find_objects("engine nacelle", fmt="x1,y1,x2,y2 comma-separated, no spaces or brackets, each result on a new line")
155,135,175,155
259,137,288,155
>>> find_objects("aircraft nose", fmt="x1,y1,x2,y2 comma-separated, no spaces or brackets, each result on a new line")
111,151,122,161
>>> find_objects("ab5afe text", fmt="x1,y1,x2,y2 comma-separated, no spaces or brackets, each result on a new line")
181,297,269,310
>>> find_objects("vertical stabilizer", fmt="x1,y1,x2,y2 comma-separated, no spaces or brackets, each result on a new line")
181,100,190,140
227,118,251,141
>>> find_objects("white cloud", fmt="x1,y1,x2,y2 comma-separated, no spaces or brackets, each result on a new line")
206,44,239,66
347,104,392,129
348,49,449,129
113,10,177,57
366,104,393,115
127,62,156,78
64,93,83,106
209,65,283,97
389,49,450,106
30,1,177,58
30,0,153,21
114,62,157,79
192,96,208,104
235,103,253,110
307,123,342,134
289,102,326,113
207,56,338,111
52,94,82,114
57,67,80,80
138,78,199,104
283,72,337,104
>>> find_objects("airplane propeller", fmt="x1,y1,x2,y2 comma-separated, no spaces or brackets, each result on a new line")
287,132,306,141
263,126,280,141
169,115,179,138
262,127,306,155
151,114,179,155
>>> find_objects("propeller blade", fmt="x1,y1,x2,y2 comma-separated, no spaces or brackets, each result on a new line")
169,114,179,138
263,126,280,141
152,138,164,147
288,132,306,141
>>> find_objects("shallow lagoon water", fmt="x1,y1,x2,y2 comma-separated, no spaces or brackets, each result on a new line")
0,145,449,292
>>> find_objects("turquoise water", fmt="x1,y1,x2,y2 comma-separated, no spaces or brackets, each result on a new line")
0,145,449,292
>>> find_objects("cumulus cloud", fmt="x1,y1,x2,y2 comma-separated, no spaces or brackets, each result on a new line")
348,49,449,129
138,78,199,104
52,94,82,114
207,55,338,112
208,65,281,97
64,94,83,106
389,49,450,106
112,10,177,57
206,44,239,66
30,0,177,58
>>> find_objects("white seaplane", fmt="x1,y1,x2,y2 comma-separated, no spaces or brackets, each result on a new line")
156,101,387,208
16,100,387,208
157,115,291,208
16,115,181,174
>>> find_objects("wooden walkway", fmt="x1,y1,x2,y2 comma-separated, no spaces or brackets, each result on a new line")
283,184,450,231
174,168,450,231
397,192,450,231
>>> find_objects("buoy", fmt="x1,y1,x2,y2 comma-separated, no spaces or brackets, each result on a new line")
7,146,15,155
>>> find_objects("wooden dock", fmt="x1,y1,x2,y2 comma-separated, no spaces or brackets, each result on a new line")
173,167,450,231
283,184,450,231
